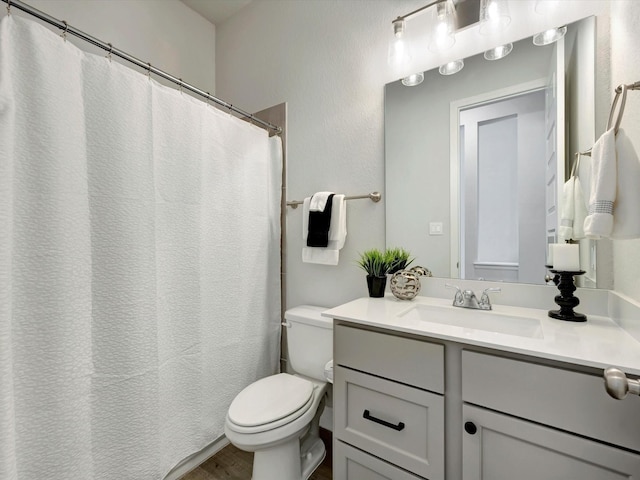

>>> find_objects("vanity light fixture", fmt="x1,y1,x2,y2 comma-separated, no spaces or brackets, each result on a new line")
390,0,457,61
484,42,513,60
439,59,464,75
479,0,511,35
402,72,425,86
532,25,567,46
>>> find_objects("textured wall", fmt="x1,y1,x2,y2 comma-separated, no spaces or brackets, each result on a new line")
16,0,216,93
610,1,640,301
216,0,424,308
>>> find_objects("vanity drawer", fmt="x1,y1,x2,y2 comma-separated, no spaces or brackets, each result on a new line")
334,441,427,480
334,366,444,479
461,350,640,452
334,324,444,393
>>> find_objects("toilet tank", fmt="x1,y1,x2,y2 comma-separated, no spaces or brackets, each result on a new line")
284,305,333,381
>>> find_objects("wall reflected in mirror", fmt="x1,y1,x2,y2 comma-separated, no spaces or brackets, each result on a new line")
385,16,604,288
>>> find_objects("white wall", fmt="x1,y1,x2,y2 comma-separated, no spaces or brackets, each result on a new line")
17,0,216,93
217,0,426,308
610,1,640,301
216,0,605,309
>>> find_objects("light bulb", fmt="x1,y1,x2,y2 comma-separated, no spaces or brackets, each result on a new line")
534,0,559,15
533,26,567,46
439,59,464,75
402,72,424,87
479,0,511,35
484,43,513,60
428,0,456,52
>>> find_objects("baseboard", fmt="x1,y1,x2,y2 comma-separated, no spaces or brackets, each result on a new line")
163,435,230,480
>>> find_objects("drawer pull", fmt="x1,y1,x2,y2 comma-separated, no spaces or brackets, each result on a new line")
362,409,405,431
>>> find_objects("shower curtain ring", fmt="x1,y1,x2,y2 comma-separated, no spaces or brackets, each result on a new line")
60,20,69,41
179,79,183,94
205,92,211,107
146,62,152,79
106,43,113,62
6,0,11,16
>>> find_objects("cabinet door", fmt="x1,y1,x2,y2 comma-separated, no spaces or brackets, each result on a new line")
334,441,426,480
463,405,640,480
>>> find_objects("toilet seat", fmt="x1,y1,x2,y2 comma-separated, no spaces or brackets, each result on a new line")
227,373,315,434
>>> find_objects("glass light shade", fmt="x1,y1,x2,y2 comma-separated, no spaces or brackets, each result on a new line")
484,43,513,60
402,72,424,87
439,59,464,76
479,0,511,35
388,35,411,67
534,0,559,14
533,26,567,46
428,0,456,52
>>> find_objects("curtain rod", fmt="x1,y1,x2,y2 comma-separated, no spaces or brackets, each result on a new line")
2,0,282,135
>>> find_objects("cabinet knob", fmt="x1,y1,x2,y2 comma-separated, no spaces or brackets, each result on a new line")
464,421,477,435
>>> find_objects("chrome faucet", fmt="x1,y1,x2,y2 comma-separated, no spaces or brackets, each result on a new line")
445,284,501,310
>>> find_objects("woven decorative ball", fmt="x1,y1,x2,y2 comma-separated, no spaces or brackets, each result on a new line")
390,270,422,300
409,265,432,277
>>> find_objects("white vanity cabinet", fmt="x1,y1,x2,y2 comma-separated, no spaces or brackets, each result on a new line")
333,324,445,480
332,319,640,480
461,351,640,480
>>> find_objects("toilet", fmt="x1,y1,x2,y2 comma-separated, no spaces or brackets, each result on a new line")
224,305,333,480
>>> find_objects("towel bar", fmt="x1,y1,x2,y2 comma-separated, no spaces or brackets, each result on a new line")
286,191,381,209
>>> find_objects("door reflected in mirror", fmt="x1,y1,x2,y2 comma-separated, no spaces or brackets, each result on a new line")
385,16,601,287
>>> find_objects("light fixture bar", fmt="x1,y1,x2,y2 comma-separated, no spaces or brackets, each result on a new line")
392,0,447,23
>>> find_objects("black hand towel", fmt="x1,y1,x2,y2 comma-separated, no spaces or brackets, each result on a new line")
307,193,335,247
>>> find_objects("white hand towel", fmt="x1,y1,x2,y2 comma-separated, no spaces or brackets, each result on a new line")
559,176,588,241
302,194,347,265
309,191,334,212
612,128,640,239
584,128,616,239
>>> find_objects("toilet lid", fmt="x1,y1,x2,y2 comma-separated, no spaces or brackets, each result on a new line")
228,373,314,427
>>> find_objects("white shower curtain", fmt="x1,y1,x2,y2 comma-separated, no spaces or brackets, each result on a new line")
0,15,281,480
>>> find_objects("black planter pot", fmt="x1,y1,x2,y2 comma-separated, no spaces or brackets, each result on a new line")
366,275,387,298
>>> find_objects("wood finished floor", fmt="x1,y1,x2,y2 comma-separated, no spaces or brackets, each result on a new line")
179,441,332,480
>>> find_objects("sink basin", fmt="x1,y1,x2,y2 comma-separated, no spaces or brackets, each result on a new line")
399,303,544,339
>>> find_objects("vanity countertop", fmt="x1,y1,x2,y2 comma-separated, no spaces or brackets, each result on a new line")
323,295,640,376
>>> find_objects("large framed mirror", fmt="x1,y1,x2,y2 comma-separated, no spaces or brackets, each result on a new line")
385,16,604,288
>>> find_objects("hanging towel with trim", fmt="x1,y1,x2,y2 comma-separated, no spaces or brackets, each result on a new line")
302,195,347,265
612,128,640,239
584,128,616,239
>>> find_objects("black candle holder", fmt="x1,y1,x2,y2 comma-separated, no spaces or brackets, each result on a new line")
548,270,587,322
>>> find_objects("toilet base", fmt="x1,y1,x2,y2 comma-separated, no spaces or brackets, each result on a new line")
301,437,326,480
251,435,326,480
252,437,302,480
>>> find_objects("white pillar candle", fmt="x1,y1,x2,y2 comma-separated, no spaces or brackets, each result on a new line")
553,244,580,271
